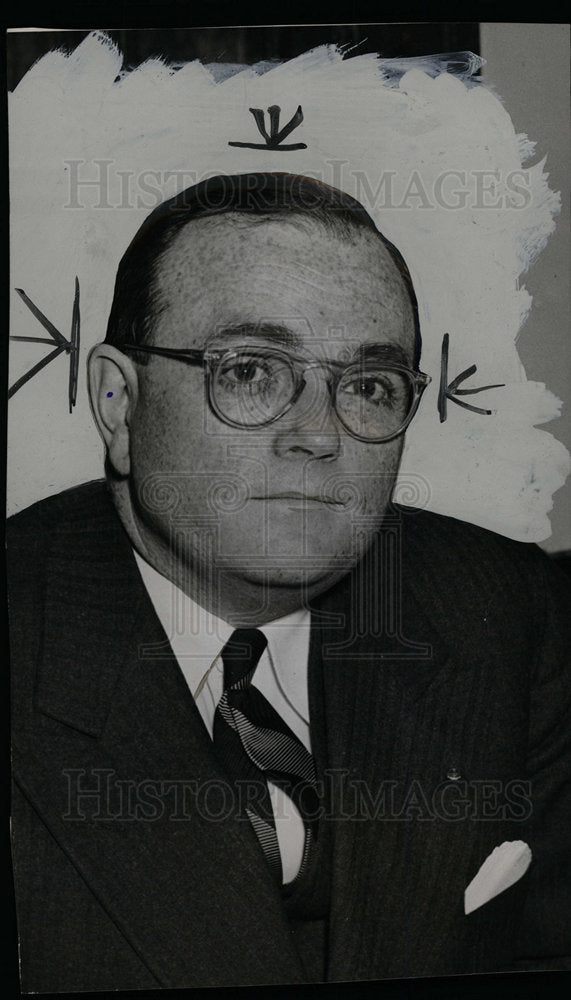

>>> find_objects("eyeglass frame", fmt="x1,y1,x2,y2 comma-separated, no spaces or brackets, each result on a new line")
119,342,432,443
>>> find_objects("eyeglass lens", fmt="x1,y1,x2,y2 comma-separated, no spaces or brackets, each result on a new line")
210,349,414,440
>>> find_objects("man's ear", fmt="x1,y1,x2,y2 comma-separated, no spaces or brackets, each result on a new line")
88,344,139,477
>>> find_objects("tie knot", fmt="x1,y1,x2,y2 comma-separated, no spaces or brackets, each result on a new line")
221,628,268,690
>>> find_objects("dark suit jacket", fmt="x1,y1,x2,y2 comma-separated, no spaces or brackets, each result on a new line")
9,481,571,992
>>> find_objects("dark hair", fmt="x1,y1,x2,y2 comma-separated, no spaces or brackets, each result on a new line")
105,172,422,366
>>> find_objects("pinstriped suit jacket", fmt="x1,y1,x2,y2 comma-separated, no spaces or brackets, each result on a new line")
9,481,571,991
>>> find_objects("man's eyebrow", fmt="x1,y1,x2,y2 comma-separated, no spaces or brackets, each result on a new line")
209,327,412,366
210,323,304,350
355,343,411,366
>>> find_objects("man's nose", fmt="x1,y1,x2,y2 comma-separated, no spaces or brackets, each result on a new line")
272,367,341,461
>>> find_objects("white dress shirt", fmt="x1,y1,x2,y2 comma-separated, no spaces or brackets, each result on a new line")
134,551,312,884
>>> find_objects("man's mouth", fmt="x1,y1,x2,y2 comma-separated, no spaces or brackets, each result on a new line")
251,492,345,507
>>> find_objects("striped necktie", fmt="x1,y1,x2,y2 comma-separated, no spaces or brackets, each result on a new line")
213,628,319,883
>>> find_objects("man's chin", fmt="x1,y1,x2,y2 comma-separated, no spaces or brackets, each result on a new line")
229,560,354,593
219,536,371,593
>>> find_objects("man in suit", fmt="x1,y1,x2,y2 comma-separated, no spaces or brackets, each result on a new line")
9,173,571,992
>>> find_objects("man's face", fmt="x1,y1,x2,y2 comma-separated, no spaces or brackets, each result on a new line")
127,214,415,606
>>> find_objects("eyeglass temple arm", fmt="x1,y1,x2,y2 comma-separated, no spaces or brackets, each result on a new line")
120,344,204,366
120,343,432,385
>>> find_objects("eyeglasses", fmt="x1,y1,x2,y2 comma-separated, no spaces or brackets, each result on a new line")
120,342,431,443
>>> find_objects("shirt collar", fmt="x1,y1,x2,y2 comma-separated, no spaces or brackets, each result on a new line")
133,550,311,719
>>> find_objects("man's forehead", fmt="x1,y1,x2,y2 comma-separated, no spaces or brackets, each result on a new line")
155,213,412,307
150,212,416,357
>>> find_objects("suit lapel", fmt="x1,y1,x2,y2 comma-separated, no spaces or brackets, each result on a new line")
308,524,452,981
28,486,305,987
308,524,451,762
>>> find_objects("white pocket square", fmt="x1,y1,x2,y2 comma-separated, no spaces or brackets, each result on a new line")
464,840,532,915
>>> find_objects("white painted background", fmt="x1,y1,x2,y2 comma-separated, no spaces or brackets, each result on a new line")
7,25,570,550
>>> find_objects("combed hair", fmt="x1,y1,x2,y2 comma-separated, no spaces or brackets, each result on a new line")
105,172,422,367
